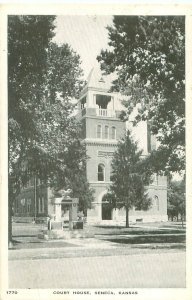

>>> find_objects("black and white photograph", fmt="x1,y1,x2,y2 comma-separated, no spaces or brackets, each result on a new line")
0,4,192,300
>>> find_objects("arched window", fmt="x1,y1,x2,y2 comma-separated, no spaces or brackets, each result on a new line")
98,164,105,181
97,125,102,139
104,125,109,139
154,195,159,211
111,126,116,139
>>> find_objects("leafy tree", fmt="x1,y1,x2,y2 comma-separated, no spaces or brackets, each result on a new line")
109,130,151,227
8,16,56,142
8,16,92,246
45,42,84,102
97,16,185,174
70,172,95,213
8,15,56,246
167,179,185,225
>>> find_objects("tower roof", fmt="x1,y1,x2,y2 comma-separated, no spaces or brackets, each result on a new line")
82,66,115,93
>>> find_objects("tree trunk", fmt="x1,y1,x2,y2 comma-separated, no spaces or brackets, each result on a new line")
34,175,37,222
181,214,184,228
126,207,129,228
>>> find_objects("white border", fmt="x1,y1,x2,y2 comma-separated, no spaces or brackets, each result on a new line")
0,4,192,300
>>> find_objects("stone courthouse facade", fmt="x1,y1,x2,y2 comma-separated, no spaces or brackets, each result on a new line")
14,68,168,224
76,68,168,223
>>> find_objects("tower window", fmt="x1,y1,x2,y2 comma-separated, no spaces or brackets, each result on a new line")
96,94,111,109
111,126,116,139
104,125,109,139
98,164,105,181
97,125,102,139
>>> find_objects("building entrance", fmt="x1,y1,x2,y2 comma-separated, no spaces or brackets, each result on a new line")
102,197,112,220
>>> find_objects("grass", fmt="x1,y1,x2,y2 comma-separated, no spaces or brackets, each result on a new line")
11,221,186,251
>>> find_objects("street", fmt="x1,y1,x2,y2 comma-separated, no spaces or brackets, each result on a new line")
9,252,185,288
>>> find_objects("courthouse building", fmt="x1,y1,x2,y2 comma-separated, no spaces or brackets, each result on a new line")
76,68,168,223
13,68,168,224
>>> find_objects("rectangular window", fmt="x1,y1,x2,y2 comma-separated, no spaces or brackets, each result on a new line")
27,198,31,213
98,164,105,181
97,125,102,139
20,198,25,213
38,197,45,213
104,125,109,139
111,126,116,139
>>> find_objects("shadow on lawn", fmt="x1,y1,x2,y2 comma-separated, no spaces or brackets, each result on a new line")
96,229,186,236
95,226,127,229
13,234,37,238
104,235,186,244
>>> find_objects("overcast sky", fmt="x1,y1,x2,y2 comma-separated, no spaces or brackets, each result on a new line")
53,15,113,79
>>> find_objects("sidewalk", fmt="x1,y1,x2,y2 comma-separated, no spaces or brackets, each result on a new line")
9,237,185,262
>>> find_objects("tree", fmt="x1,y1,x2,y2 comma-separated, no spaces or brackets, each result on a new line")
8,16,56,143
97,16,185,174
45,42,84,102
8,16,93,246
70,171,95,213
167,179,185,225
109,130,151,227
8,15,56,247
